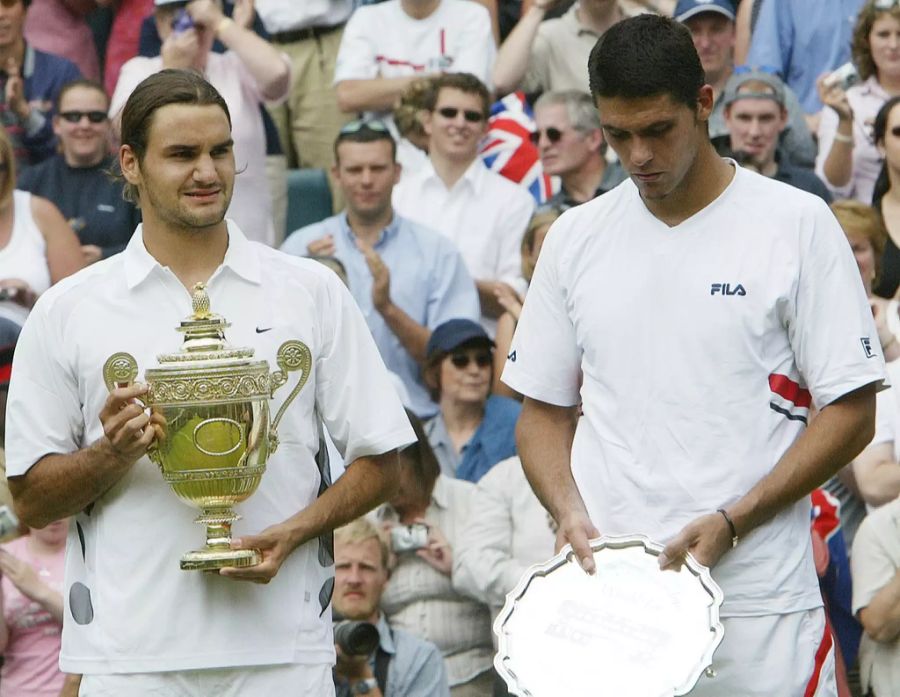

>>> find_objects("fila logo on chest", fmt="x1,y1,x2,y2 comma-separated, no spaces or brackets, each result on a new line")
710,283,746,296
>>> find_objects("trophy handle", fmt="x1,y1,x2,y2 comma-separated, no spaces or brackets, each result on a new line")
268,340,312,450
102,352,139,391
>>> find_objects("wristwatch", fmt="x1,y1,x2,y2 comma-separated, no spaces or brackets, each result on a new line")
353,678,378,695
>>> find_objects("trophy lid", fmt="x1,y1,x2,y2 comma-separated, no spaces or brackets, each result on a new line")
154,282,256,367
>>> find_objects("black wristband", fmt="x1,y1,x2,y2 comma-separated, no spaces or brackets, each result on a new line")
716,508,738,548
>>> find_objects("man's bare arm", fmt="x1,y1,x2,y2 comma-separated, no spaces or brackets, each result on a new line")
9,384,157,529
661,382,878,569
858,570,900,643
851,441,900,507
221,450,400,582
516,397,599,572
336,77,423,114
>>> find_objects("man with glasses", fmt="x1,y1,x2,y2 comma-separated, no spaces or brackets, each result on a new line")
281,119,479,420
533,89,626,210
0,0,80,168
393,73,535,335
18,79,139,265
674,0,816,168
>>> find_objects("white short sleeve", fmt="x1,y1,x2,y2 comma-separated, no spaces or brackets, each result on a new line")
6,301,83,477
313,271,415,462
501,220,581,406
333,7,380,84
789,200,887,406
850,507,899,614
871,385,898,448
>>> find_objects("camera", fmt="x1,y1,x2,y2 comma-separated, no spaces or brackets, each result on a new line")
0,505,21,543
823,62,859,92
390,523,428,553
0,287,18,302
333,620,380,656
172,8,195,33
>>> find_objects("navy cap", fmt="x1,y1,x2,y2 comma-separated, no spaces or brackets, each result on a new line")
675,0,736,22
426,319,494,361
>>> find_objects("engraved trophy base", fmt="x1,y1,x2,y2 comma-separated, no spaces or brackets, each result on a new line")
178,507,261,571
180,547,261,571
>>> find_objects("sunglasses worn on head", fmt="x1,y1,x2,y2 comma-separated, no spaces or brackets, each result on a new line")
437,107,485,123
875,0,900,9
449,351,492,369
530,127,565,145
340,119,389,135
59,111,108,124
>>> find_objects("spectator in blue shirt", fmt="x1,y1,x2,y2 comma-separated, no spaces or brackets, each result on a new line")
0,0,80,168
333,517,450,697
747,0,866,121
423,319,520,483
282,121,480,419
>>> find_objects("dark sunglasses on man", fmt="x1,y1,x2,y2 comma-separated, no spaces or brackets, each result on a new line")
529,127,565,145
59,111,108,124
436,107,485,123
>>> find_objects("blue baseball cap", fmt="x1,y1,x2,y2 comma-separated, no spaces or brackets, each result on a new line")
674,0,736,22
426,319,493,361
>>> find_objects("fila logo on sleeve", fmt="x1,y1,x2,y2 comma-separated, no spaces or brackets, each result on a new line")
860,337,876,359
710,282,746,296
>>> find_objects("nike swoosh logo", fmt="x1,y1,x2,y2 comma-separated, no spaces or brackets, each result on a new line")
255,327,273,334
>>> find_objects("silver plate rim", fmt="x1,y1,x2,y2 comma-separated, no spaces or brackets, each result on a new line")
492,532,726,697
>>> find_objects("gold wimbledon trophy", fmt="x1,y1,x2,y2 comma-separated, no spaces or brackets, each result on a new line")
102,283,311,571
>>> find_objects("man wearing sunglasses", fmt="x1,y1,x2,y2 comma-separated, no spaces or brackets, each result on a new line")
504,15,884,696
533,89,626,210
0,0,80,168
393,73,535,335
18,78,140,265
282,120,480,420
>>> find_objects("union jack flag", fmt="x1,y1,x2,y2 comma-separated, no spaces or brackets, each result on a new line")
480,92,555,205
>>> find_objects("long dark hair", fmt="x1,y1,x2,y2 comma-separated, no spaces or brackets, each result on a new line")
871,96,900,208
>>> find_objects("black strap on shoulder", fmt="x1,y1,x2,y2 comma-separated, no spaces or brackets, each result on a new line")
373,626,392,694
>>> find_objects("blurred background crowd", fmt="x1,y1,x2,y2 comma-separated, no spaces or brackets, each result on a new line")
0,0,899,695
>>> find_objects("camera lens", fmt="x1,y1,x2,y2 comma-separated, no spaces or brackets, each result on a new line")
334,620,380,656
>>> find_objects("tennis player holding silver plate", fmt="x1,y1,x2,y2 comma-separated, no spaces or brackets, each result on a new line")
501,14,885,697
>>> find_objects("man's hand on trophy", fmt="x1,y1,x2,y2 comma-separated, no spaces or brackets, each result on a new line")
219,521,297,583
555,510,600,576
98,384,158,467
657,512,734,572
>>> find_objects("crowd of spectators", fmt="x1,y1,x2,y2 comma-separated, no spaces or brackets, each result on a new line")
0,0,900,695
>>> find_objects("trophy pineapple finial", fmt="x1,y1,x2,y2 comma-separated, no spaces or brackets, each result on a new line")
191,283,211,320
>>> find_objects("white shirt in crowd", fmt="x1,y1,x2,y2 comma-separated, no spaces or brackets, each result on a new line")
254,0,353,33
0,190,51,327
5,221,414,674
393,158,535,335
503,164,887,617
333,0,496,123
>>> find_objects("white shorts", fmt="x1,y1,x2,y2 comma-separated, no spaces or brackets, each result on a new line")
687,608,837,697
78,663,334,697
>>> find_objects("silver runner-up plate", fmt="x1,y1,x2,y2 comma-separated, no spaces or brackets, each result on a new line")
493,534,725,697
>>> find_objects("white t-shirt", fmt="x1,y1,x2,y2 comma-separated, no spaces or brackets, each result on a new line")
502,165,887,617
393,158,535,334
334,0,495,121
0,190,50,327
5,222,415,673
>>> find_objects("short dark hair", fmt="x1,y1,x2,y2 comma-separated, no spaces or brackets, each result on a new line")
119,69,231,204
333,122,397,162
55,78,109,113
424,73,491,120
588,14,705,109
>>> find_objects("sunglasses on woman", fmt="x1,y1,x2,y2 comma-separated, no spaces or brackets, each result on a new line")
59,111,108,124
449,351,492,369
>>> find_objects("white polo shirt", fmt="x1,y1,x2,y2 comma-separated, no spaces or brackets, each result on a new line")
502,165,887,617
393,158,535,333
5,222,415,673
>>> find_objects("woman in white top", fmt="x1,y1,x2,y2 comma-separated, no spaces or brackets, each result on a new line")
817,0,900,203
0,130,83,334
